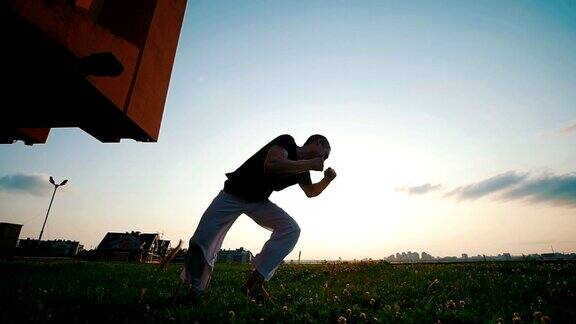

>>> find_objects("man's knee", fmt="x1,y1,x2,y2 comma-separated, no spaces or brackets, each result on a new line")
272,220,300,239
288,221,300,239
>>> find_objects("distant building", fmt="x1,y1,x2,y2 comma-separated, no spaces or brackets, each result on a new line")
421,252,433,261
217,247,253,264
540,253,576,261
96,231,170,262
0,222,23,256
408,251,420,262
387,251,429,263
17,238,84,256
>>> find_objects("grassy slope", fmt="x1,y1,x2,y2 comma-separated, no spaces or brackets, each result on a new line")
0,260,574,323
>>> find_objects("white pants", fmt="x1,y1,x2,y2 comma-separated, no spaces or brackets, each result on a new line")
180,190,301,292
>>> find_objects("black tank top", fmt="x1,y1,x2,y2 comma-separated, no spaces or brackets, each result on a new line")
223,134,312,201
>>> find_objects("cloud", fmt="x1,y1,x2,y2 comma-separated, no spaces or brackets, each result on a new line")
501,173,576,207
560,122,576,134
398,171,576,208
396,183,442,195
447,171,528,200
0,173,53,196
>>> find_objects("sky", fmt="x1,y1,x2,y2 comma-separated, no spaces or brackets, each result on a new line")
1,0,575,260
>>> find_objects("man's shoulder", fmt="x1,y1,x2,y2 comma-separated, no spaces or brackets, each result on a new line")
271,134,296,145
265,135,296,154
273,134,295,142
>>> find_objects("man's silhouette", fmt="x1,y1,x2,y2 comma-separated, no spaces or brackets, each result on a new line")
180,134,336,302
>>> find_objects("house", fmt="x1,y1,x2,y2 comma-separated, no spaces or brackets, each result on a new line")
96,231,170,262
217,247,253,264
0,222,23,257
16,238,84,256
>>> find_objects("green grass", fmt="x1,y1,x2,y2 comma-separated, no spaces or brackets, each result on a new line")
0,260,574,323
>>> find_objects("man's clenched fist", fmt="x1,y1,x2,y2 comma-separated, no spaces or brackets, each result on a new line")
324,167,337,181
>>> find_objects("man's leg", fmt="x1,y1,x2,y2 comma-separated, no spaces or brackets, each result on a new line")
245,200,301,281
182,241,211,300
180,190,245,297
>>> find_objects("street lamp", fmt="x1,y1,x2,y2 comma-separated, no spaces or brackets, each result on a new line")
38,176,68,241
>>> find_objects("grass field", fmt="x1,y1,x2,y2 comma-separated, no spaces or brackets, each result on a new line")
1,260,574,323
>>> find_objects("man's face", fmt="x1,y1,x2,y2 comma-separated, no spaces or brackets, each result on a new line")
309,141,330,160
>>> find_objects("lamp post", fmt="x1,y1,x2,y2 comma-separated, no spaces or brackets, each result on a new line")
38,176,68,241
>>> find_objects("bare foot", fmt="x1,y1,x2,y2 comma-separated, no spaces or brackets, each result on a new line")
240,270,271,303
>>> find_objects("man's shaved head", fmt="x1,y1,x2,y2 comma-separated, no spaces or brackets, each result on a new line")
304,134,330,150
303,134,331,160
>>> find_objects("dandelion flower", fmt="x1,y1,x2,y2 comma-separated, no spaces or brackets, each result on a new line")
338,316,347,324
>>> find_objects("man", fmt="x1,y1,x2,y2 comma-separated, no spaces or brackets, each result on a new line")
180,134,336,302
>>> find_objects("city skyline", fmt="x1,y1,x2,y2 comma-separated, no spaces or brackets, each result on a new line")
10,226,575,262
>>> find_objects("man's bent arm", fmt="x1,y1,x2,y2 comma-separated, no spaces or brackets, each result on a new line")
264,145,321,176
299,168,336,198
299,178,332,198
